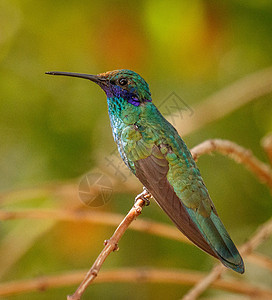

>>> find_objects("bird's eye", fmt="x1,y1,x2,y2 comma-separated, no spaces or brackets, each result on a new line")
118,78,128,86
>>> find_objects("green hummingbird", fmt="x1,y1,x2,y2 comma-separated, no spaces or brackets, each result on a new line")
46,69,244,274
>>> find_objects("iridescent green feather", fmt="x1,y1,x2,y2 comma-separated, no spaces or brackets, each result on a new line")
109,100,244,273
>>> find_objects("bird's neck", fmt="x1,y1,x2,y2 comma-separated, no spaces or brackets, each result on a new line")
107,96,142,139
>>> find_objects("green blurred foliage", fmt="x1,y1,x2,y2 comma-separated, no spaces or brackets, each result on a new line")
0,0,272,299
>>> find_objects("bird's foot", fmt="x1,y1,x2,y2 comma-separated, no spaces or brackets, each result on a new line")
135,187,152,206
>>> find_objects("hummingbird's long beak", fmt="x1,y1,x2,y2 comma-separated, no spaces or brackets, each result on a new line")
45,71,107,86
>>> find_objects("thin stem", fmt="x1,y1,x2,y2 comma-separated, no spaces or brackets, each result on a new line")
247,253,272,272
181,217,272,300
1,209,271,272
67,191,150,300
262,134,272,166
191,139,272,190
0,209,187,243
1,268,272,298
175,66,272,136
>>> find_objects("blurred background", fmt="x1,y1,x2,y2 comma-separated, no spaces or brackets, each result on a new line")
0,0,272,299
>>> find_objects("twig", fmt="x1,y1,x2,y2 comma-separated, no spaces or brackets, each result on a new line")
67,190,151,300
174,66,272,136
181,217,272,300
0,209,187,243
247,253,272,272
2,209,272,272
0,177,139,206
182,265,224,300
191,139,272,190
1,268,272,298
0,196,58,280
239,218,272,256
262,134,272,166
0,220,55,279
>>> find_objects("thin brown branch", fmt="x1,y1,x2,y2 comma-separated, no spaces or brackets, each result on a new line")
0,220,54,279
0,208,188,244
247,253,272,272
262,134,272,166
67,191,151,300
182,265,224,300
191,139,272,190
174,66,272,136
0,267,272,298
182,217,272,300
1,209,271,272
239,218,272,256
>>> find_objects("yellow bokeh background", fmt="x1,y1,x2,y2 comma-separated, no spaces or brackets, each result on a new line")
0,1,272,299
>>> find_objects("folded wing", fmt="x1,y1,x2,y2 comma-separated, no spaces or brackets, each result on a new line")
135,145,244,273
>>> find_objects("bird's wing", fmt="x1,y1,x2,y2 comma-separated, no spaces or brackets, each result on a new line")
134,145,244,273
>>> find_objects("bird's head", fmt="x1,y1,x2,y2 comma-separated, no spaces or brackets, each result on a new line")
46,69,152,106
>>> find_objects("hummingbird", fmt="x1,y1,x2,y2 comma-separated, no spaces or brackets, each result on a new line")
46,69,244,274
